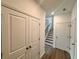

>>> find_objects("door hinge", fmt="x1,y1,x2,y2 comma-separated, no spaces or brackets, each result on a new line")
68,24,72,27
69,47,71,50
69,36,71,39
56,36,58,38
38,52,40,55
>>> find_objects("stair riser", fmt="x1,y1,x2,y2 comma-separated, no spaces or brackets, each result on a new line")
45,41,53,44
45,43,53,47
46,39,53,41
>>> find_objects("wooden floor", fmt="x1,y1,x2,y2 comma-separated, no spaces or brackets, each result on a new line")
41,48,71,59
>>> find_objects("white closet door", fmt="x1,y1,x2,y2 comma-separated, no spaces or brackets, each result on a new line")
2,6,28,59
70,18,77,59
55,22,71,52
28,17,40,59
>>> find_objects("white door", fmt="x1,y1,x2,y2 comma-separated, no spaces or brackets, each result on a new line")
28,17,40,59
2,5,40,59
2,6,28,59
70,18,77,59
55,22,71,52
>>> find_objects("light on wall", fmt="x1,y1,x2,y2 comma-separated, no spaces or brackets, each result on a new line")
51,12,55,15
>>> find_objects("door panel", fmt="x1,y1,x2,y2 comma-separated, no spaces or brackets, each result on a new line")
10,15,25,52
9,12,26,59
2,6,28,59
55,23,70,52
32,20,39,42
2,6,40,59
31,42,40,59
29,17,40,59
9,47,26,59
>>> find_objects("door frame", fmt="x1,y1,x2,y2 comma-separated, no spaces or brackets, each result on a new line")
54,22,71,52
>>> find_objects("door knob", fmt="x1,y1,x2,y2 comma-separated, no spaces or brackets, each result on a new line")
72,43,75,45
26,47,29,50
56,36,58,38
29,46,32,48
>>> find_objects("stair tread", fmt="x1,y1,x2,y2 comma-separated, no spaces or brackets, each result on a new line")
48,34,52,35
46,39,53,40
47,36,52,38
45,40,53,42
45,43,53,47
45,41,53,44
47,37,53,39
48,35,52,36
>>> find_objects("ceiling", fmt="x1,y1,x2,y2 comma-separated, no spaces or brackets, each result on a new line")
35,0,76,17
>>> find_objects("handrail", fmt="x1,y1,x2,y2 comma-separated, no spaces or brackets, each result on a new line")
45,23,52,36
45,24,51,32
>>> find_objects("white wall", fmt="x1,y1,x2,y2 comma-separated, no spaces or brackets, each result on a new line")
2,0,45,58
70,2,77,59
54,13,71,23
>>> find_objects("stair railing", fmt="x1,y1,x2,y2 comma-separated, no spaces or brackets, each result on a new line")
45,23,53,38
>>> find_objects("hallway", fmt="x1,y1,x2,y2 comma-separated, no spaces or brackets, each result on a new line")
1,0,77,59
42,46,71,59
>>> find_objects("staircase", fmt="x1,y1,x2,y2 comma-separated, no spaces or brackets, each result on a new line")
45,23,53,53
45,29,53,47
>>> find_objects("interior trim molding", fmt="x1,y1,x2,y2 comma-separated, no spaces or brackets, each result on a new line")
40,51,45,58
56,22,71,24
1,2,40,20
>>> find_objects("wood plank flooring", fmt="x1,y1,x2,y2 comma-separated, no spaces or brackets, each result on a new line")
41,48,71,59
